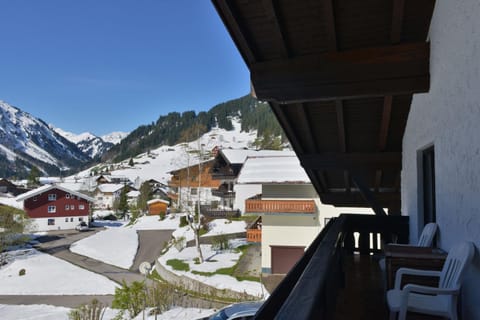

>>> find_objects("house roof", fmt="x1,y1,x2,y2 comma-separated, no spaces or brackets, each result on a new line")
212,0,436,212
127,190,140,198
147,199,169,205
237,156,310,184
96,183,125,194
15,184,94,202
220,149,295,165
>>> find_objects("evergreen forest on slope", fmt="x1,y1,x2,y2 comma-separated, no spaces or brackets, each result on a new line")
102,95,286,163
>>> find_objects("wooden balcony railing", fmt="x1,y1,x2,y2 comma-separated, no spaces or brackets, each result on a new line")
245,199,316,214
247,229,262,242
254,213,409,320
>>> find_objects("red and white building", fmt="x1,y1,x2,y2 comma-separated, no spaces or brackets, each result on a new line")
16,184,94,231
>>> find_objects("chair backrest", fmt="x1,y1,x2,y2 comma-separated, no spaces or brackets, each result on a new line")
417,222,438,247
439,242,475,289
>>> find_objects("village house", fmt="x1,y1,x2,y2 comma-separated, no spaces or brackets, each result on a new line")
239,156,373,274
93,183,125,210
168,159,221,209
213,0,480,318
126,190,140,207
0,178,29,196
15,184,93,231
210,149,295,211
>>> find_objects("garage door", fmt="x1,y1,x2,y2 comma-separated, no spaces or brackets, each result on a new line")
271,246,305,274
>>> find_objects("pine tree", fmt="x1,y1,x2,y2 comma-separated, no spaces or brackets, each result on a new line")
117,186,129,219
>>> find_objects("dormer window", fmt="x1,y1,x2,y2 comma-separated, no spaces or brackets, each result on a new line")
48,194,57,201
66,194,70,199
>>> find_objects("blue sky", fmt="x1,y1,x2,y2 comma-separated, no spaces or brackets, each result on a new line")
0,1,250,136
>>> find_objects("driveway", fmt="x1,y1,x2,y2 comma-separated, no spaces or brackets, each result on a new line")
0,227,174,308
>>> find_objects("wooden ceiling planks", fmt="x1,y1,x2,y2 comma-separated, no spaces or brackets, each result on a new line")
212,0,436,211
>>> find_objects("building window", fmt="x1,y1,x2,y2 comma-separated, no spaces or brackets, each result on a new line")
79,204,85,210
70,205,75,210
48,205,56,213
191,188,198,195
65,218,68,222
48,219,55,225
65,205,70,211
66,194,70,199
48,194,57,201
70,217,73,222
79,217,83,222
33,196,37,201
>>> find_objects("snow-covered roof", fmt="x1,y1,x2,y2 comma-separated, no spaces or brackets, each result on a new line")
127,190,140,197
220,149,295,165
15,184,94,202
236,156,311,184
96,183,125,193
147,199,169,205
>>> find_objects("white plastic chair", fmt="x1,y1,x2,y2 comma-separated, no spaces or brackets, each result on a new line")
379,222,438,271
386,241,475,320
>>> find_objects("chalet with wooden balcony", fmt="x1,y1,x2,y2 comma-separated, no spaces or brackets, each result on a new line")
168,160,221,209
239,155,373,275
212,0,480,318
210,148,295,210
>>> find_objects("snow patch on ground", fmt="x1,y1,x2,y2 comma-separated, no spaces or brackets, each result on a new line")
0,249,118,295
71,215,180,269
70,227,138,269
159,240,266,298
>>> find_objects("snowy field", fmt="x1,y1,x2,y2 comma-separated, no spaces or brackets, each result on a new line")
70,215,180,269
159,240,267,298
0,304,215,320
173,218,247,243
0,249,118,295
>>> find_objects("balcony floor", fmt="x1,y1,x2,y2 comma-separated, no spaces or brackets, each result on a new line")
334,254,445,320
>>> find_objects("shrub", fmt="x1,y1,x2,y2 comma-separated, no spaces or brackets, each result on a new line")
112,280,146,319
211,234,230,251
179,216,188,227
69,299,106,320
18,269,26,276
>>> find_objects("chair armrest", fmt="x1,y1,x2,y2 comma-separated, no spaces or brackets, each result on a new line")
394,268,442,289
403,283,460,296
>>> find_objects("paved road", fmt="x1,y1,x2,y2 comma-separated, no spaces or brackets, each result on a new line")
0,227,173,308
130,230,174,272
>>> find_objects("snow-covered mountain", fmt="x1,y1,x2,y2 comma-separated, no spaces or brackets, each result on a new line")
101,132,128,145
53,128,115,159
0,101,90,177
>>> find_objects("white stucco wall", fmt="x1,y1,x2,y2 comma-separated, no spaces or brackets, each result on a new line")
233,184,262,213
261,214,321,272
30,216,88,232
402,1,480,318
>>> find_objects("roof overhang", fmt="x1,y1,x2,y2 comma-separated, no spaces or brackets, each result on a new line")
212,0,436,214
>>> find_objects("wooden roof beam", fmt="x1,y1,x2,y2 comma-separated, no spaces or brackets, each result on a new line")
270,102,305,154
300,152,401,170
262,0,290,58
251,42,430,102
320,192,400,207
391,0,405,44
212,0,257,65
297,103,318,153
